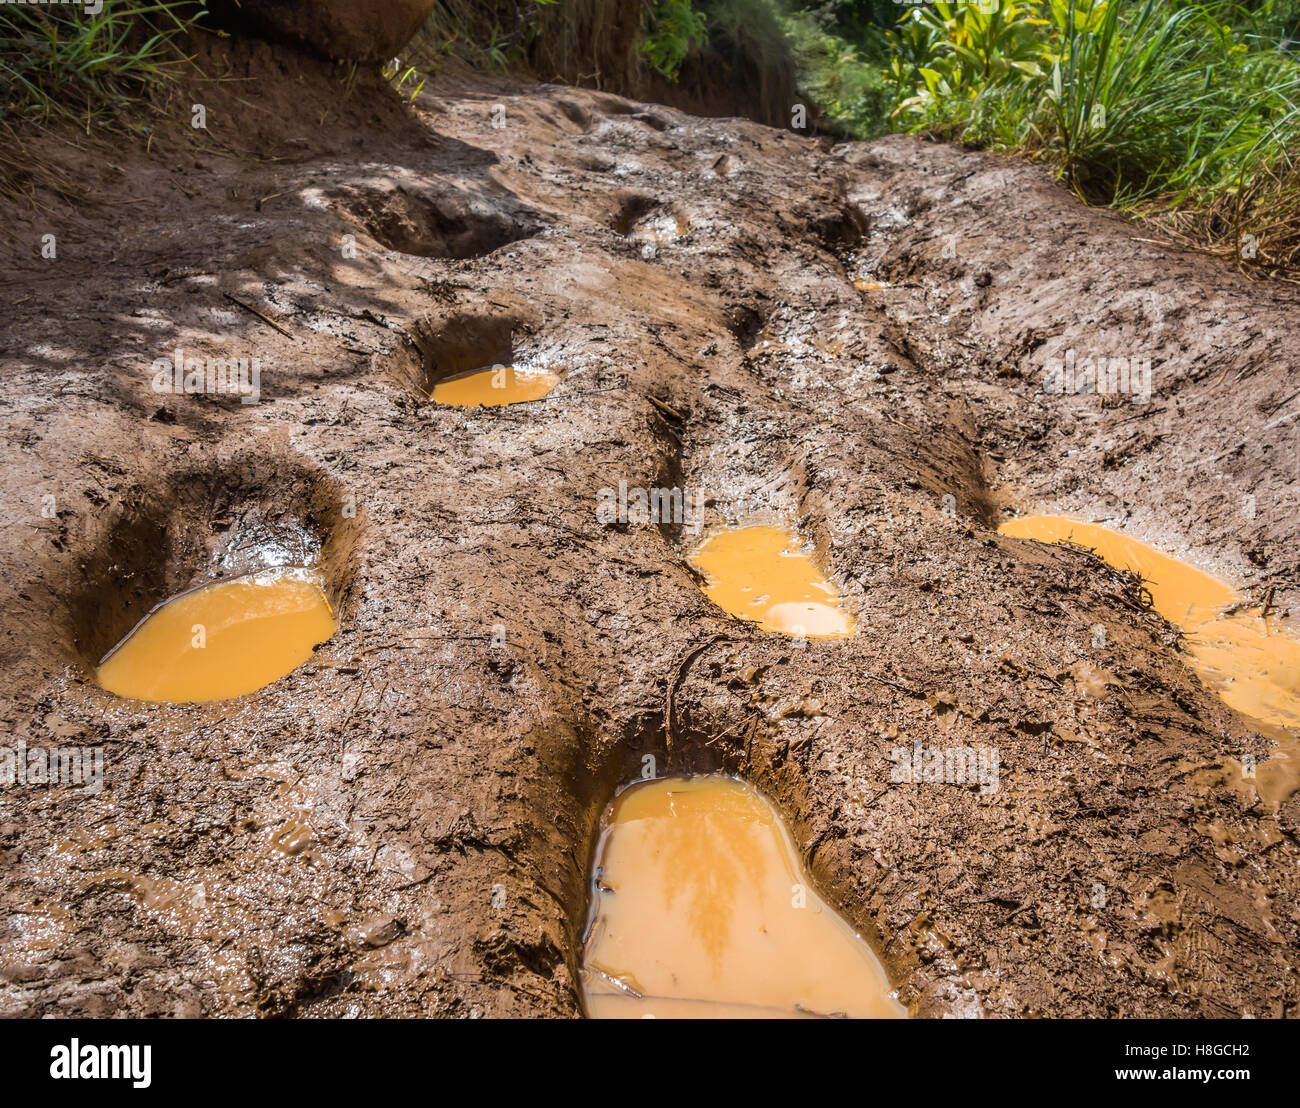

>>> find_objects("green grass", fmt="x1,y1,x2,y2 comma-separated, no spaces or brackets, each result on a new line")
886,0,1300,270
0,0,200,126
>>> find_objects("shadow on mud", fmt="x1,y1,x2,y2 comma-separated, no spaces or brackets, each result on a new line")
332,177,541,259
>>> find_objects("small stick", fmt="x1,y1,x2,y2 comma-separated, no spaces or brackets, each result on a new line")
647,394,684,421
666,634,733,761
224,292,294,337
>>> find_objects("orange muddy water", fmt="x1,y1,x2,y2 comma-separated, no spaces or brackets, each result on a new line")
1000,516,1300,730
1001,515,1300,805
430,364,559,406
96,568,338,703
580,775,902,1019
688,525,853,638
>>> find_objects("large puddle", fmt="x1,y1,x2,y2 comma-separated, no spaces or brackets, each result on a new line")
430,364,558,406
581,775,902,1018
96,567,338,703
1001,515,1300,804
687,525,853,637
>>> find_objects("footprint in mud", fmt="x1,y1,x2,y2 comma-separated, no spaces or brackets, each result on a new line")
580,775,902,1019
391,310,563,405
332,177,539,259
1000,515,1300,731
67,455,358,706
1001,515,1300,805
612,194,691,250
96,567,337,704
688,524,853,638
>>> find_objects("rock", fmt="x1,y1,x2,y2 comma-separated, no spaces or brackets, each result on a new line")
207,0,437,63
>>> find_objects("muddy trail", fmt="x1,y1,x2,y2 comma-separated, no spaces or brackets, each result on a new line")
2,43,1298,1019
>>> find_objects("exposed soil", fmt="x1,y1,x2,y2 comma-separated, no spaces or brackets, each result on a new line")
2,34,1298,1018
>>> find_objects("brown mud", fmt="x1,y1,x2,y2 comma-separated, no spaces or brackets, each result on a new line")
1,37,1298,1018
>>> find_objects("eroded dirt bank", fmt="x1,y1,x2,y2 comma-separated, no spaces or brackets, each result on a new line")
1,41,1297,1018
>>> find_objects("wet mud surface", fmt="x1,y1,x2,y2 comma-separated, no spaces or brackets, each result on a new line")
1,43,1298,1017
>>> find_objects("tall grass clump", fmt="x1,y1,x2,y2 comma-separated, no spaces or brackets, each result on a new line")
0,0,199,126
890,0,1300,269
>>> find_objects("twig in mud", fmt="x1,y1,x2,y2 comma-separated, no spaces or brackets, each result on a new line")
338,666,371,751
647,394,684,421
787,724,822,753
863,672,918,697
703,719,745,747
1111,405,1164,426
803,824,836,863
157,268,214,286
666,634,735,761
389,871,436,891
1265,387,1300,416
223,292,294,338
854,786,890,810
441,972,554,1005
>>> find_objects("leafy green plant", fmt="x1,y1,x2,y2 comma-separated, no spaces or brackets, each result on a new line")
1037,0,1300,200
889,0,1300,201
891,0,1047,119
783,6,896,137
644,0,709,79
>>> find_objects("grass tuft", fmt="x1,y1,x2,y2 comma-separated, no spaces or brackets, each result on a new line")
887,0,1300,273
1,0,200,126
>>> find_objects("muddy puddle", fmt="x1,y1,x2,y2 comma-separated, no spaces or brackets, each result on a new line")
687,525,852,637
430,363,559,406
580,776,902,1018
627,211,689,245
615,197,690,247
1001,515,1300,805
96,567,337,703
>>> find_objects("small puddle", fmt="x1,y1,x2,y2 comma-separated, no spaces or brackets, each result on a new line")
1000,515,1300,802
581,775,902,1018
688,525,853,637
96,567,338,703
430,364,559,407
628,210,689,245
614,196,690,246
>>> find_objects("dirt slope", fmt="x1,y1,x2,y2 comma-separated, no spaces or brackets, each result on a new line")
1,42,1297,1018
